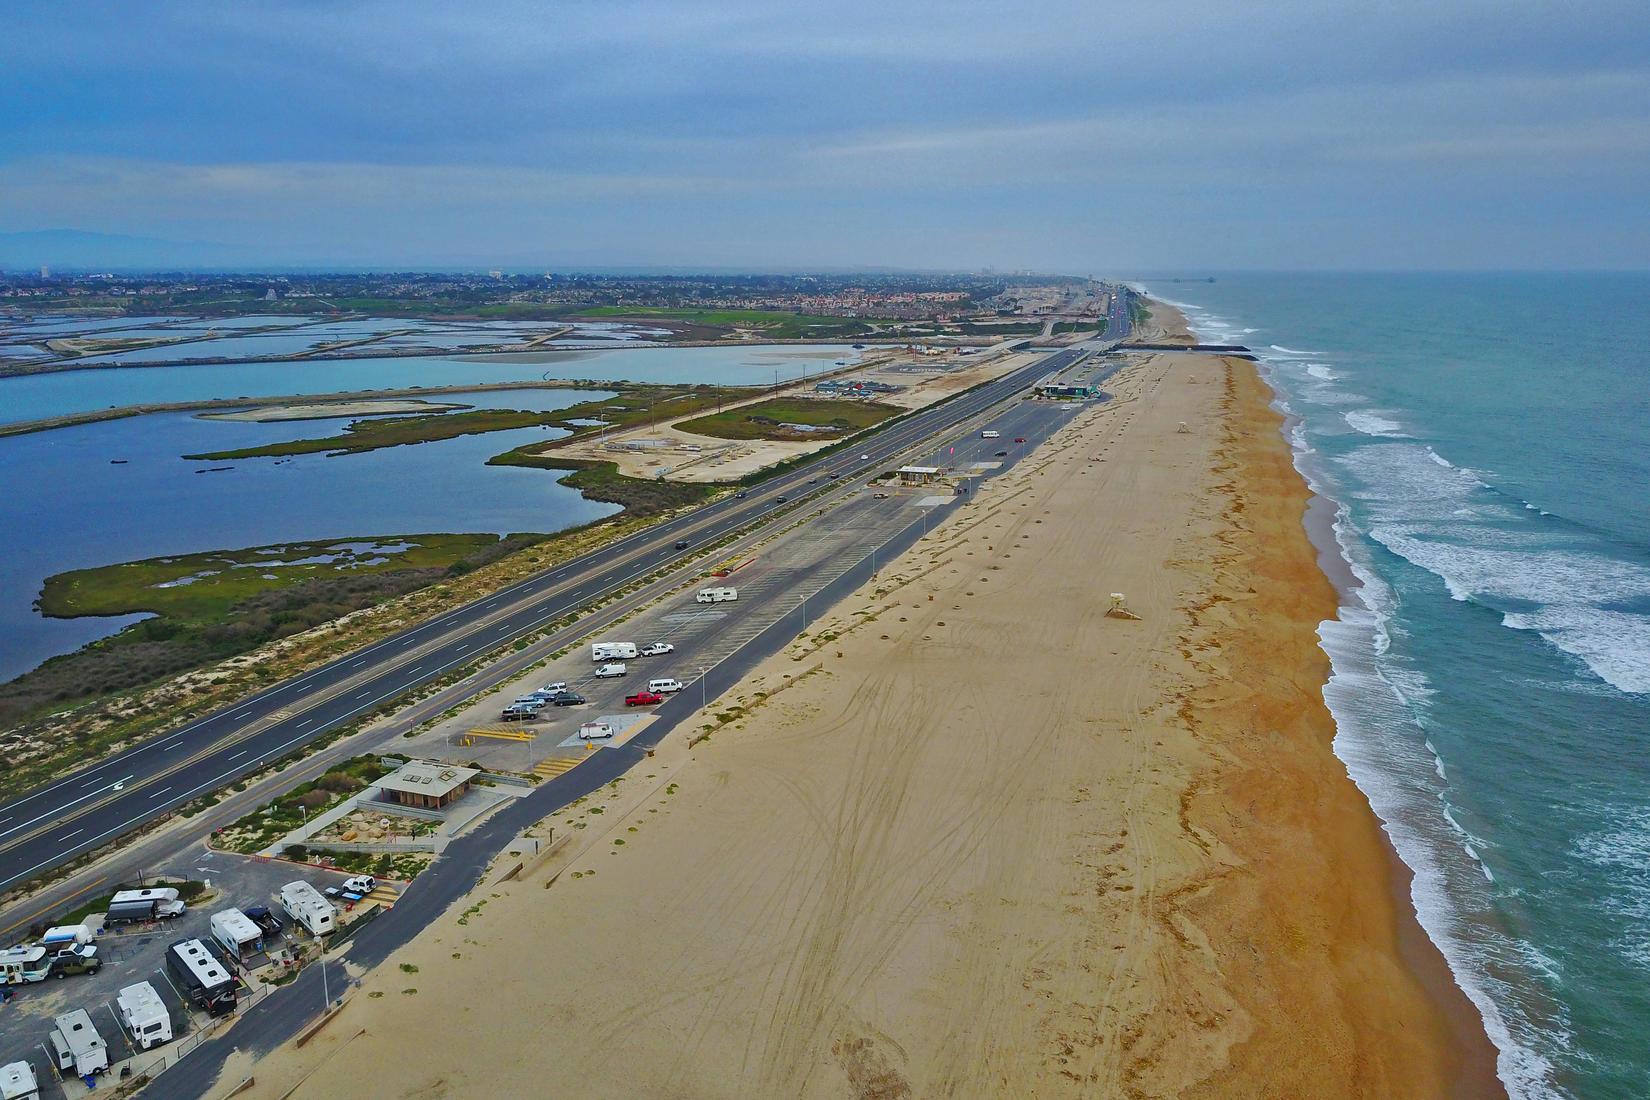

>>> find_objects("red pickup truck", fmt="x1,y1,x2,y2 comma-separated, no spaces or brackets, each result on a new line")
625,691,663,707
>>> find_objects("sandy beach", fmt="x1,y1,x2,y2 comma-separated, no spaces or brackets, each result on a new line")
226,314,1497,1098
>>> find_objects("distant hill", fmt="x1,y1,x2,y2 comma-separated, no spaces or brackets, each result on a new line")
0,229,262,272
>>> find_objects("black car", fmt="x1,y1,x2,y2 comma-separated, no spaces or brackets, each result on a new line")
674,539,689,550
775,494,788,503
828,472,841,479
994,450,1008,456
552,691,586,707
735,490,748,498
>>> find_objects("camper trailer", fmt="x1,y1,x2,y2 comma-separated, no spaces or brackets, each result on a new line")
279,881,338,936
209,908,263,961
117,982,173,1050
0,1060,39,1100
48,1010,108,1076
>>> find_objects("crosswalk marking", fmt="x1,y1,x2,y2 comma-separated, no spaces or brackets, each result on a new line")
533,755,584,781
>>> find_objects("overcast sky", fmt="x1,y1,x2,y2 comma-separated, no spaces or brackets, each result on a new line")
5,0,1649,271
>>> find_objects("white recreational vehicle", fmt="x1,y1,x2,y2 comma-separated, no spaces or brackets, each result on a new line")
0,946,51,987
696,586,738,603
279,880,338,936
591,641,638,661
48,1010,108,1077
106,887,186,924
0,1060,39,1100
210,908,264,960
117,982,173,1050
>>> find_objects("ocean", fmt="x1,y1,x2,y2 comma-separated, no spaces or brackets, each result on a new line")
1139,274,1650,1099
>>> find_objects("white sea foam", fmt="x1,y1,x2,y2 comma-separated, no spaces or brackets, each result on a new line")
1319,605,1563,1098
1503,607,1650,694
1269,344,1324,356
1305,363,1337,381
1343,410,1407,437
1254,340,1571,1097
1571,808,1650,973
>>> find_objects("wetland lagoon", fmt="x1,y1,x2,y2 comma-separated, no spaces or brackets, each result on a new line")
0,339,856,684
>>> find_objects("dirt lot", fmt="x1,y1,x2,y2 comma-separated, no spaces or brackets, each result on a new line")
551,346,1034,482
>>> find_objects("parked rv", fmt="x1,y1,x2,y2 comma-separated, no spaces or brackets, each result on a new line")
0,1060,39,1100
167,939,238,1017
591,642,639,662
593,662,627,678
117,982,173,1050
210,908,264,961
279,880,338,936
48,1010,108,1076
105,887,185,925
0,946,51,986
696,586,738,603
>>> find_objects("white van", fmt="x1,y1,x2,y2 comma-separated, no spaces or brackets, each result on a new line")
696,587,738,604
980,429,1000,439
591,642,638,661
648,678,685,694
578,721,615,741
594,662,627,678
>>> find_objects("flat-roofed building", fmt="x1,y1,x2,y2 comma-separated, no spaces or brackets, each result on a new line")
375,761,479,810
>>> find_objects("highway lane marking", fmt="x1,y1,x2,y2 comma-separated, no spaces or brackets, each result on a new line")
149,787,172,799
231,709,254,720
56,829,82,842
227,750,249,761
296,719,314,728
0,777,141,842
355,690,373,699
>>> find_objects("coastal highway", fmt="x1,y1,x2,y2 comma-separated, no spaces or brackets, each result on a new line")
150,325,1140,1100
0,340,1111,898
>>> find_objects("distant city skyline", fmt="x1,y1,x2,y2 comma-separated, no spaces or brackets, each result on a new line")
5,0,1649,271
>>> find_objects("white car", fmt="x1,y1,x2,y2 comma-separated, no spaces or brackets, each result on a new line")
639,642,674,656
341,875,376,895
538,681,567,695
